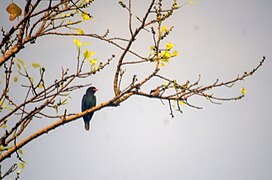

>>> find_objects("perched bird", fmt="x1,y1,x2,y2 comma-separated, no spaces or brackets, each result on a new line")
81,86,98,131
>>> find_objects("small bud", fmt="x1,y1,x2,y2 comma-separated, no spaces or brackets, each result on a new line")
118,1,126,8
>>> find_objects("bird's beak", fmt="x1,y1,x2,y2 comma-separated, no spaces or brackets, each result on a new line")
94,88,98,92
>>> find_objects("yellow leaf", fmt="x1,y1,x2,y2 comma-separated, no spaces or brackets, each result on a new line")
17,59,24,64
166,43,174,50
38,82,44,89
90,51,96,56
19,162,25,169
187,0,196,5
32,63,40,68
150,46,155,51
84,49,91,59
77,28,84,35
161,51,170,58
164,82,169,87
62,13,71,18
30,77,34,83
90,58,97,65
172,50,178,57
0,99,4,107
16,63,21,70
160,51,171,62
1,124,7,129
6,3,22,21
73,39,82,48
94,66,99,71
83,42,90,46
81,12,91,20
179,101,185,106
161,25,168,32
18,149,23,155
241,87,246,95
14,77,18,83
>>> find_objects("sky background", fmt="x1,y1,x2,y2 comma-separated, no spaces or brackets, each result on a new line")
1,0,272,179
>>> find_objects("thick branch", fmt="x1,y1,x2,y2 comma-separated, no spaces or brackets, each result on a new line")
0,96,122,162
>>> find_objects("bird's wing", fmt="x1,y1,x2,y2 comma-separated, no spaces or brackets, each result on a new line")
81,94,87,112
86,94,96,109
91,95,96,107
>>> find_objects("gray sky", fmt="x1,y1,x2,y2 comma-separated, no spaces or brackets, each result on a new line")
1,0,272,179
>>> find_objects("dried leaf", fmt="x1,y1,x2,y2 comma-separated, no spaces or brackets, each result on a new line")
6,3,22,21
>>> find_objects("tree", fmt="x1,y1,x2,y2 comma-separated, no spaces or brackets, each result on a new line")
0,0,265,178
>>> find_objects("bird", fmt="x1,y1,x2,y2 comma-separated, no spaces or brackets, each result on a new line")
81,86,97,131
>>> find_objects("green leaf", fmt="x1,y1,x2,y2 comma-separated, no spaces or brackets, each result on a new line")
0,145,4,151
20,162,25,169
32,63,40,68
18,149,23,155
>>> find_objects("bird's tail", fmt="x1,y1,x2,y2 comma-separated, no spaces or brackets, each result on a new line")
84,121,90,131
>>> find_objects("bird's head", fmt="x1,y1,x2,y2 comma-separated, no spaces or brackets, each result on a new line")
87,86,98,94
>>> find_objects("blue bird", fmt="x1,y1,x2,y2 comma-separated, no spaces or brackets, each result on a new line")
81,86,97,131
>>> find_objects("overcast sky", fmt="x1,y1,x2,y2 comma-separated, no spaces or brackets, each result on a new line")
1,0,272,179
